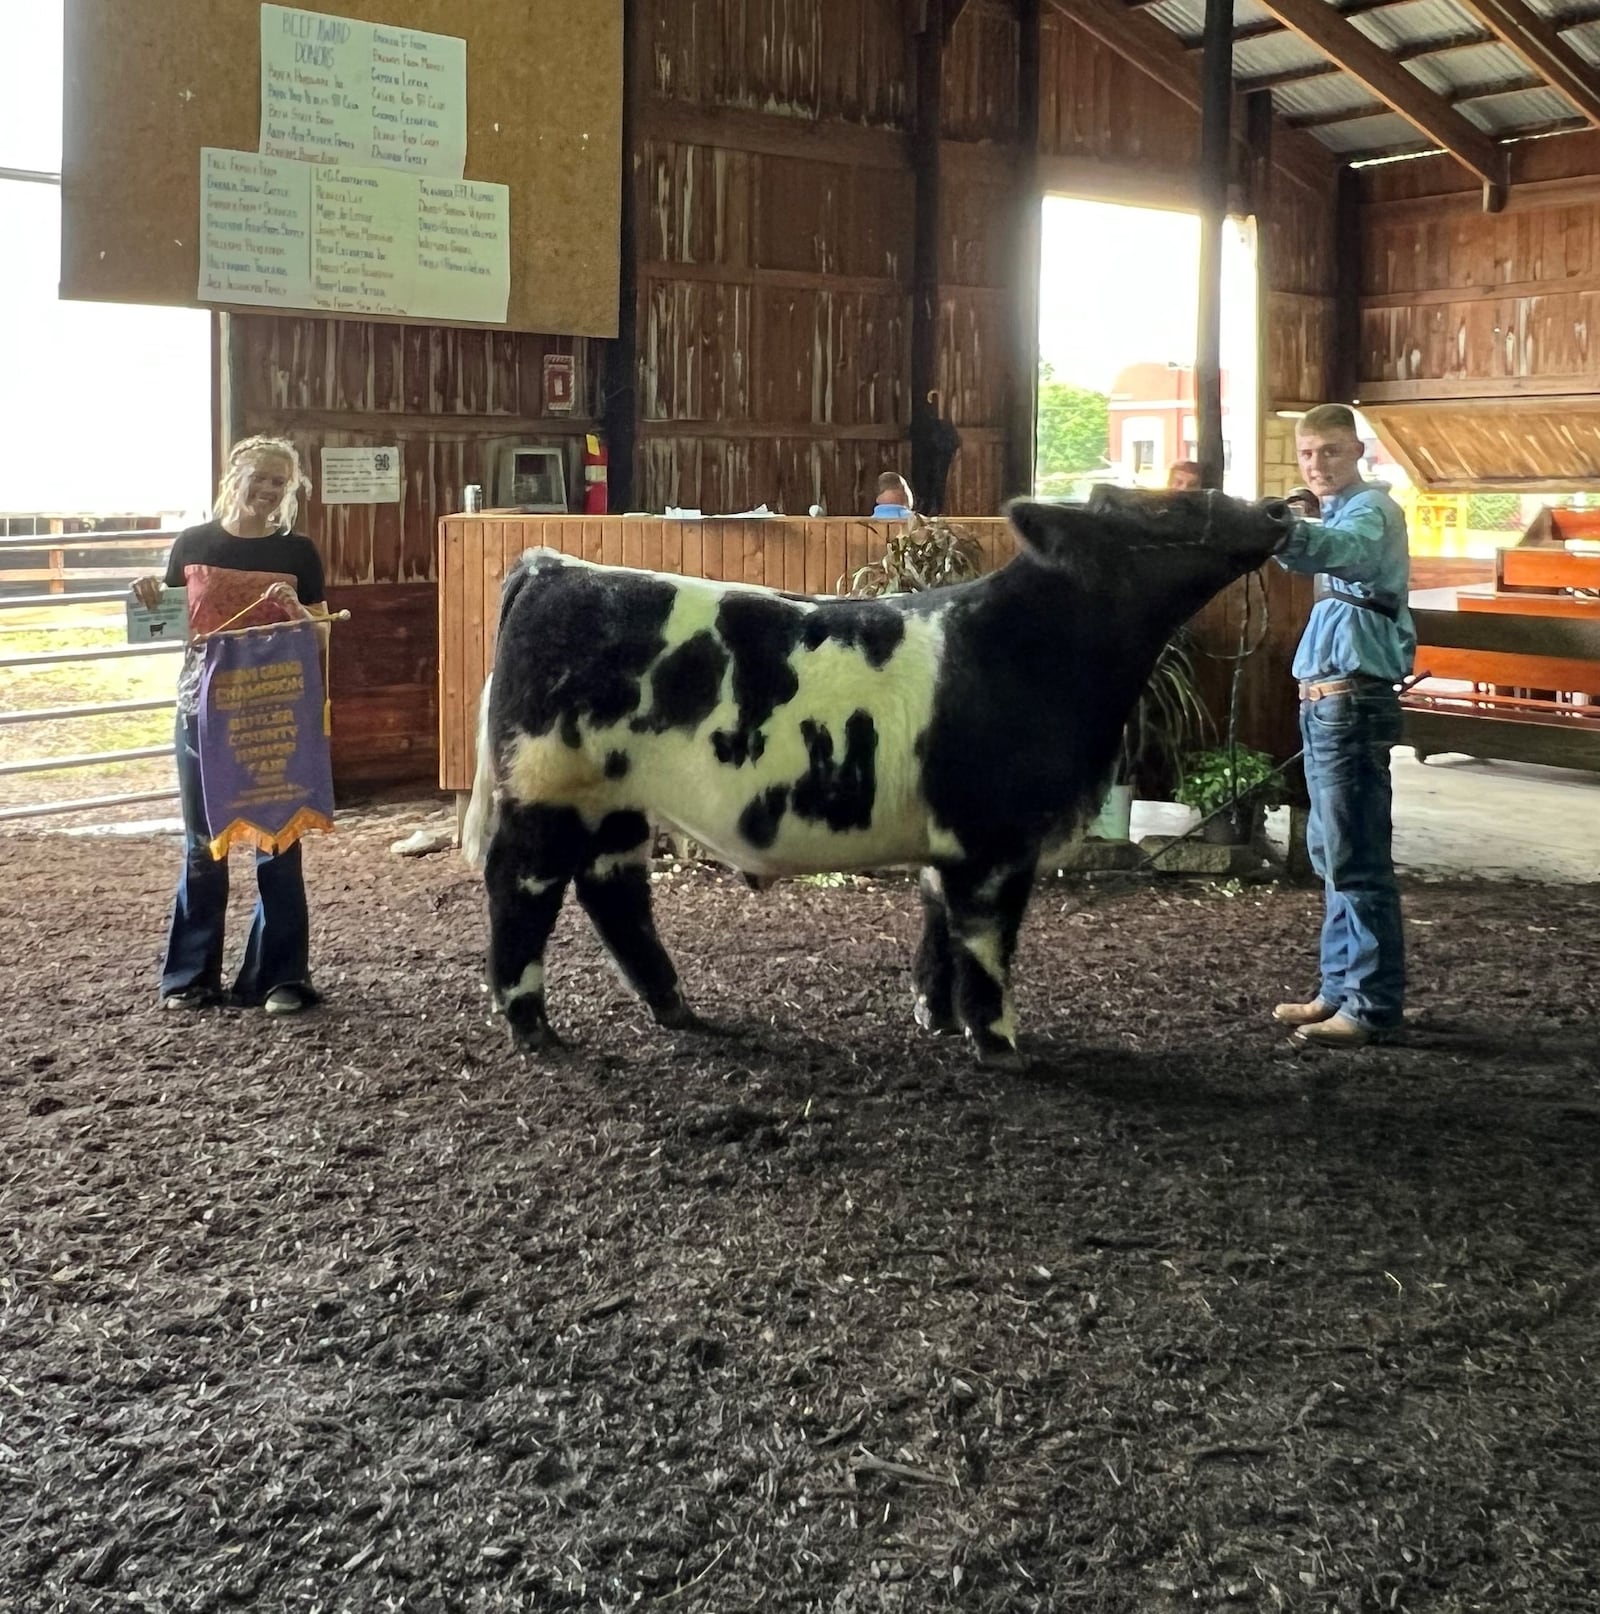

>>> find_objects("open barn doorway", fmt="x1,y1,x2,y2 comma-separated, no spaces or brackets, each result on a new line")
1035,196,1259,501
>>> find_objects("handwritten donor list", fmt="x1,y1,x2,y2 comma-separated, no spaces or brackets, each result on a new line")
196,6,508,324
259,4,468,177
311,166,415,315
199,150,312,308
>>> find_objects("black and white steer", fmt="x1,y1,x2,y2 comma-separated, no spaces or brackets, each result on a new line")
462,490,1291,1065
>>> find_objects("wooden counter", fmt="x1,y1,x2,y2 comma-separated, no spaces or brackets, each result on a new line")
436,514,1017,793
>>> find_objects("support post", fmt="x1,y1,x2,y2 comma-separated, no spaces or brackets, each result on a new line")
1195,0,1232,491
603,0,640,511
1005,0,1043,502
910,0,945,511
1332,164,1362,405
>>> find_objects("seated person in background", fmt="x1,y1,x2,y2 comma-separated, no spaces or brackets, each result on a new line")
872,472,914,518
1167,460,1202,491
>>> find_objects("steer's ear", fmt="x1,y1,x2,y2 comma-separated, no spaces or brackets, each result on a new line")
1005,497,1105,566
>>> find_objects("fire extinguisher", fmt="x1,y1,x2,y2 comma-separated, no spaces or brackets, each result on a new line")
583,432,608,515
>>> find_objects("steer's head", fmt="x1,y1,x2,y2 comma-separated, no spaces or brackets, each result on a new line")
1004,488,1292,625
1010,487,1292,570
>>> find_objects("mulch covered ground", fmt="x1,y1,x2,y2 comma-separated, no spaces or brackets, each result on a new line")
3,817,1598,1613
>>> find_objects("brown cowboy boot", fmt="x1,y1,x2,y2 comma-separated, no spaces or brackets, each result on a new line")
1272,996,1337,1028
1291,1012,1373,1049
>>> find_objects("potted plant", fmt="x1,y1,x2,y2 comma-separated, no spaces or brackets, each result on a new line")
1174,743,1284,845
1090,632,1211,839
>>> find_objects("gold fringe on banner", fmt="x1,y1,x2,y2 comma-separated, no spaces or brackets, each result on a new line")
208,806,335,861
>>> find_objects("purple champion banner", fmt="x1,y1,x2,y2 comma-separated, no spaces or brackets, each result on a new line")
196,619,334,859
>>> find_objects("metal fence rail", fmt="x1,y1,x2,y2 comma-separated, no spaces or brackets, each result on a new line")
1,527,182,822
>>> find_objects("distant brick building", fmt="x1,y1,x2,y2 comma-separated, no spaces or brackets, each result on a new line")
1107,362,1236,487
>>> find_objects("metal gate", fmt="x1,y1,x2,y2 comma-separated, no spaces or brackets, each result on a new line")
0,526,182,822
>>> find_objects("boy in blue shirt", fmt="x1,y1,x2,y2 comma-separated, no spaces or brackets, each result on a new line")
1272,404,1415,1048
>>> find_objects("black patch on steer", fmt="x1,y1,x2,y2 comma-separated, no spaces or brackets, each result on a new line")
791,711,877,832
632,630,728,735
604,750,630,779
592,809,652,857
800,601,905,668
492,567,677,745
712,596,802,766
739,786,791,849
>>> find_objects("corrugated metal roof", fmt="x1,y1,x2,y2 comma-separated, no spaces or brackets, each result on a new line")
1564,22,1600,69
1405,42,1535,99
1310,112,1426,154
1460,86,1582,133
1130,0,1600,164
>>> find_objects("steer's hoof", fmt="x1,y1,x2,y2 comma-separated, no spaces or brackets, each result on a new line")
967,1033,1026,1072
507,1015,564,1056
652,996,728,1036
913,994,958,1036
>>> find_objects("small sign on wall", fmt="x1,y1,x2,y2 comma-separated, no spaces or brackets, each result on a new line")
321,446,402,504
543,353,575,414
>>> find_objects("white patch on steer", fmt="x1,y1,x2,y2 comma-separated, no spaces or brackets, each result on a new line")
518,874,558,898
499,961,545,1006
500,563,950,878
587,846,646,881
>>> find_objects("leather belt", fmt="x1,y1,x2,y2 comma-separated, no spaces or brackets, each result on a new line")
1299,675,1387,702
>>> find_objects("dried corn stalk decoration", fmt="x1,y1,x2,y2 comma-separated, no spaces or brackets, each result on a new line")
841,515,985,598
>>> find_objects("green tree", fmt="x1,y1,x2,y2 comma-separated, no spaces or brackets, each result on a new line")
1036,364,1110,480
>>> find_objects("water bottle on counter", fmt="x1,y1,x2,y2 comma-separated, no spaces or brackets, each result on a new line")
463,484,483,513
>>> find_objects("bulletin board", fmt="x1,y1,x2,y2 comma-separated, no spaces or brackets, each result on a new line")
60,0,621,336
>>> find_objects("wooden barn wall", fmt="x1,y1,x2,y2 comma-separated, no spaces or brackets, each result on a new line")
228,0,1343,789
228,312,602,790
1356,131,1600,405
634,0,1025,519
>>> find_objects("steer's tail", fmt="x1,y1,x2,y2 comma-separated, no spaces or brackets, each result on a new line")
459,671,499,867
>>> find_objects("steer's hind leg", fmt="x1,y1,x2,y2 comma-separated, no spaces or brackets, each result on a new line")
912,867,958,1035
574,811,713,1034
941,858,1037,1068
485,803,585,1052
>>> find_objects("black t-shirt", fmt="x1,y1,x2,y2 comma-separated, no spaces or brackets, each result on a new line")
163,521,325,607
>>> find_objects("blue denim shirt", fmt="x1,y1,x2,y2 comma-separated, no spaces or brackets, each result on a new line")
1276,481,1416,683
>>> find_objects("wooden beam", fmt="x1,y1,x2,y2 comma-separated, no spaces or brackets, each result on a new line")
910,0,945,512
1250,0,1507,186
1046,0,1335,193
1453,0,1600,130
1332,167,1361,405
1195,0,1230,491
1005,0,1042,502
944,0,974,42
604,0,642,512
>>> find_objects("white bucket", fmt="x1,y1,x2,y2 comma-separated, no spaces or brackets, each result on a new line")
1089,783,1134,841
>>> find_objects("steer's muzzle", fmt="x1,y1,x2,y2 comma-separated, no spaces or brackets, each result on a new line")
1261,499,1294,553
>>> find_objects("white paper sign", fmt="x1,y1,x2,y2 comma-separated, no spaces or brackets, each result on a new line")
310,165,418,314
260,4,468,178
414,178,512,324
321,446,401,503
198,152,510,324
198,149,313,306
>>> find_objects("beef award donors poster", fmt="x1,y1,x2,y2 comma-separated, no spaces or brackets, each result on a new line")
196,620,333,858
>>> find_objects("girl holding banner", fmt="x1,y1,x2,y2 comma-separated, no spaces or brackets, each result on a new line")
131,436,331,1016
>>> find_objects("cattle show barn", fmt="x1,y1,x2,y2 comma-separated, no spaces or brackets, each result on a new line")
4,2,1600,1610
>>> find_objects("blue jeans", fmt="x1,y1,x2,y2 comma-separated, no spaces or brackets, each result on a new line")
1300,684,1405,1029
160,711,316,1005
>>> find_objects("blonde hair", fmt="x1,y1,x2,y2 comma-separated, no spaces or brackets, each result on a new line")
214,435,311,531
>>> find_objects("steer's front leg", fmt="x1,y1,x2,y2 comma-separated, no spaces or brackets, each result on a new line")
939,858,1036,1069
912,867,958,1035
